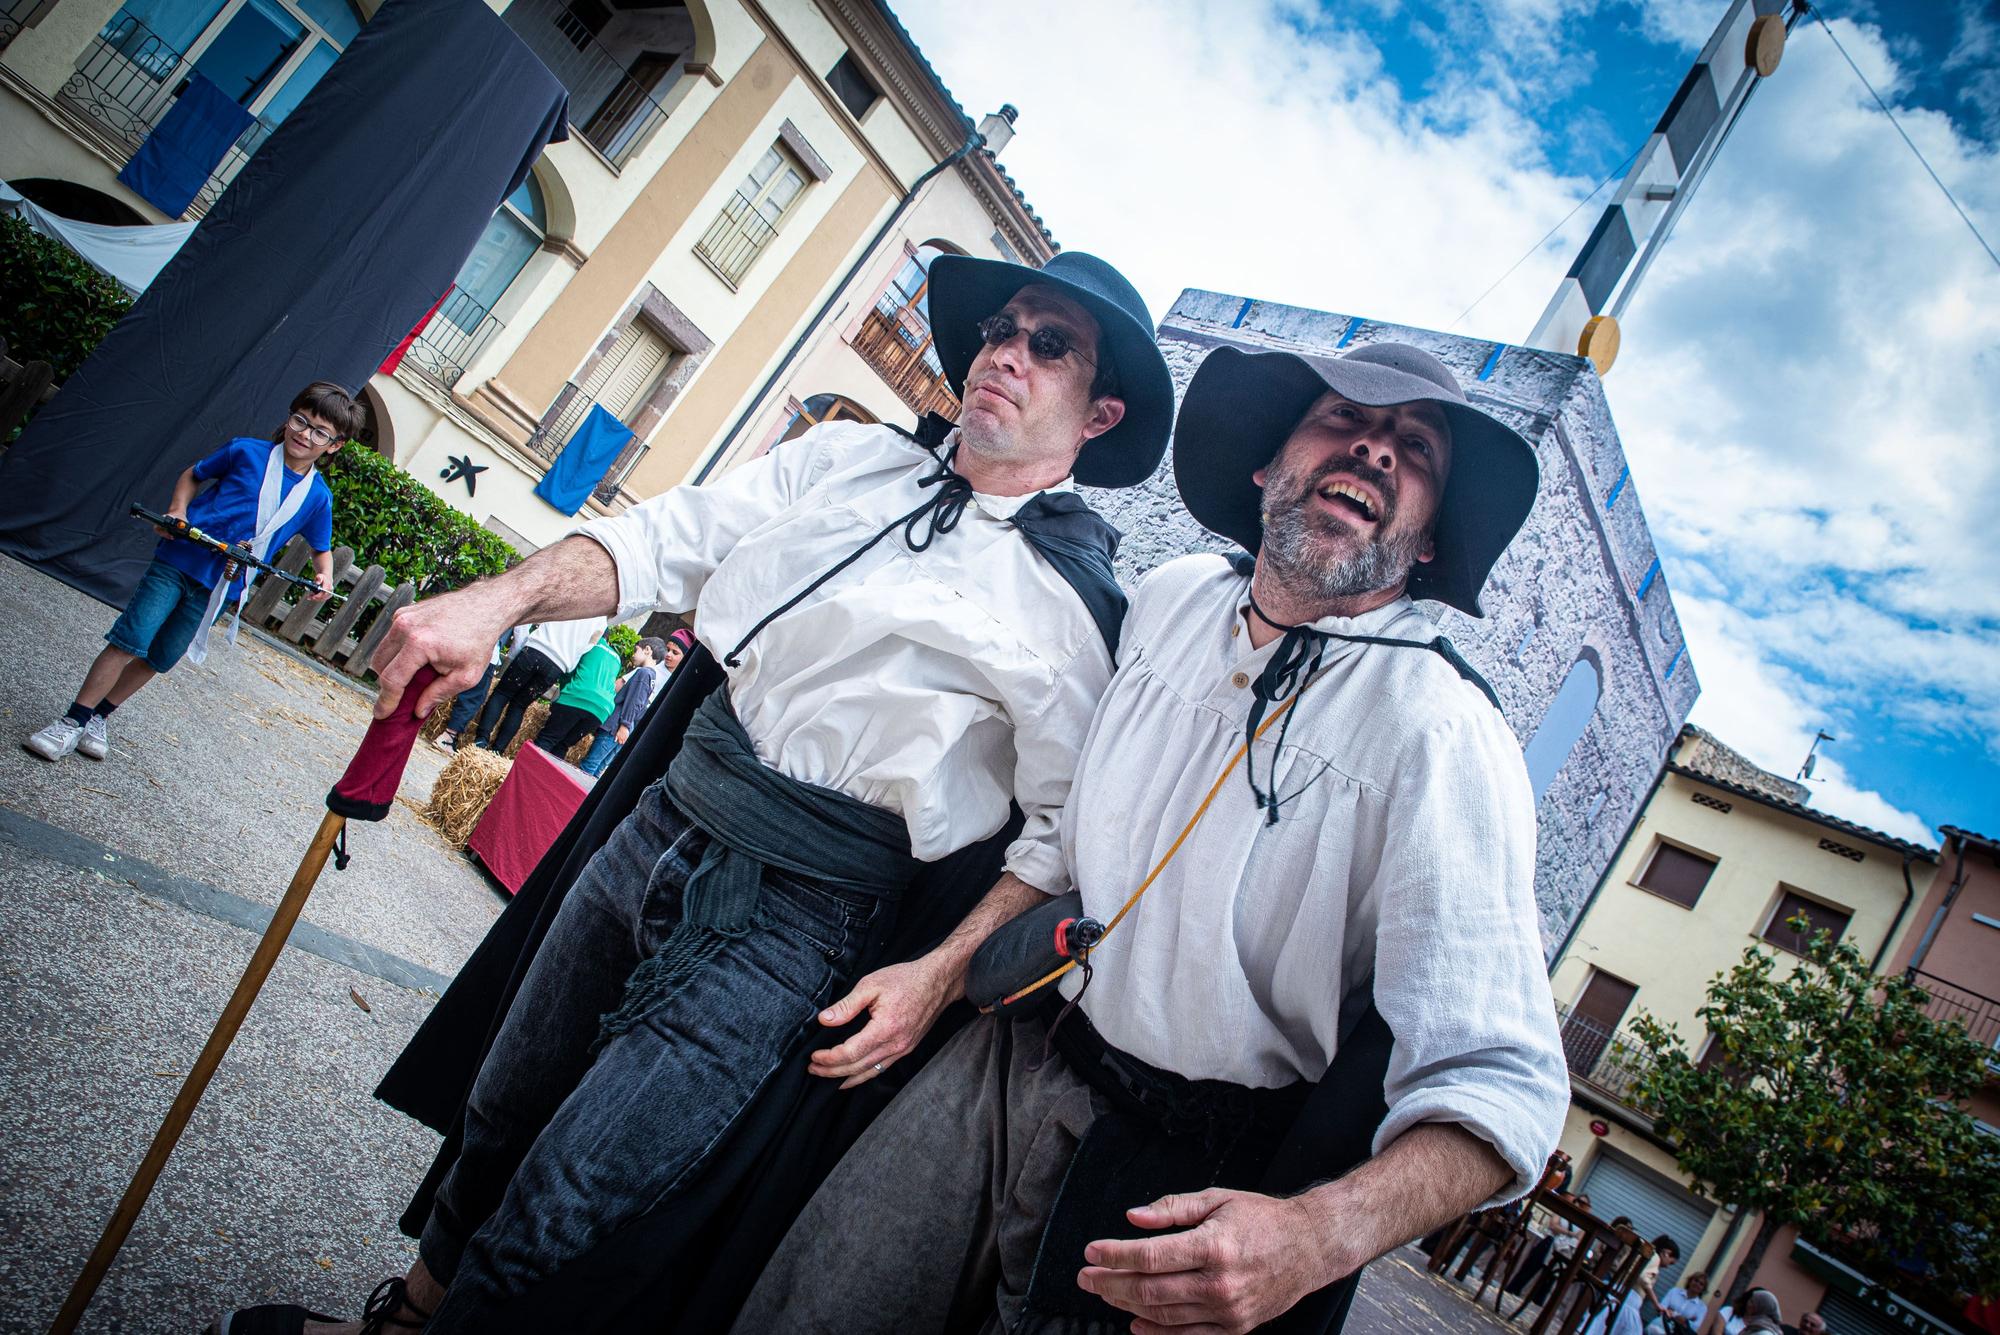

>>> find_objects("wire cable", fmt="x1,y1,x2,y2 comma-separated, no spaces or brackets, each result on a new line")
1446,144,1642,332
1809,3,2000,273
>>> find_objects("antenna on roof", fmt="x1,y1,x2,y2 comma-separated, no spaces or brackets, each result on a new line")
1798,729,1836,781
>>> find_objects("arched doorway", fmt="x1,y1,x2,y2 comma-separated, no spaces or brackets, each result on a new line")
779,393,875,444
1523,649,1603,799
8,178,147,225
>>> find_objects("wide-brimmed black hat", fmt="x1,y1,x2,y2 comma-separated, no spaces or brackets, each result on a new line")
928,251,1173,489
1172,342,1539,616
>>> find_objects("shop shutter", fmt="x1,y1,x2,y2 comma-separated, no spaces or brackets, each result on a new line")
1579,1149,1715,1284
1818,1286,1907,1335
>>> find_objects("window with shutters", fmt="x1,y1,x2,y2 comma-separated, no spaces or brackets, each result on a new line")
1760,886,1852,954
1633,840,1717,910
695,140,812,288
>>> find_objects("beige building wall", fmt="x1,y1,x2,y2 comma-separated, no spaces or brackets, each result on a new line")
1553,769,1925,1043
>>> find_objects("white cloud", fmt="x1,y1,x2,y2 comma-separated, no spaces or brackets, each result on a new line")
895,0,2000,838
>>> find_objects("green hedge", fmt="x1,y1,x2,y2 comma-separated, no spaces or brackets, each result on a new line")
0,213,133,383
322,443,516,591
607,623,638,667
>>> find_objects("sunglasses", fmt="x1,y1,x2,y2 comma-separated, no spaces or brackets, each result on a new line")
974,314,1097,369
287,413,341,447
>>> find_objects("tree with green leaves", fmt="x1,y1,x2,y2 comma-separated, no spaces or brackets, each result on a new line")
1628,921,2000,1307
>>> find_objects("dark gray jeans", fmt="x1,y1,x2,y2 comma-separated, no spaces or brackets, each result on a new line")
419,778,881,1331
733,1014,1107,1335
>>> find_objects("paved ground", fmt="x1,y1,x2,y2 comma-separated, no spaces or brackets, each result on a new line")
0,554,1520,1335
0,556,496,1332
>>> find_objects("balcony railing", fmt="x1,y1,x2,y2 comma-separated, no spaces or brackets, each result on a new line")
400,287,504,391
57,10,257,215
851,299,962,420
694,191,778,289
1556,1004,1660,1111
1905,969,2000,1055
502,0,671,169
0,0,52,52
523,382,646,506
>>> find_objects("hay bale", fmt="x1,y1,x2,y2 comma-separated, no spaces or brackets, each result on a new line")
502,699,551,758
421,746,512,850
419,698,454,743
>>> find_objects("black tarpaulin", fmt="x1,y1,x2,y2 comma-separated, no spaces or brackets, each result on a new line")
0,0,566,606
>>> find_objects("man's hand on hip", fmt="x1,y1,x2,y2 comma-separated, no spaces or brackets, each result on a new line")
809,954,957,1089
1077,1188,1338,1334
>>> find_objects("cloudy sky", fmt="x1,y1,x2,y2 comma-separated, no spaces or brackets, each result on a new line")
896,0,2000,847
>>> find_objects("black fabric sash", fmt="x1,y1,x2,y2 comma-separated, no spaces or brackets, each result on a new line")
1020,1002,1395,1335
595,690,919,1044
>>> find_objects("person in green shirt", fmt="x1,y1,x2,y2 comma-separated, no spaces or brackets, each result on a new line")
535,634,619,762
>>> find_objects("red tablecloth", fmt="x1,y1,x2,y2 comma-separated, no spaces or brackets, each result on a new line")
467,742,591,895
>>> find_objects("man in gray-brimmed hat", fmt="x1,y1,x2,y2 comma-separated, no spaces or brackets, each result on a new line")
221,251,1175,1335
733,341,1568,1335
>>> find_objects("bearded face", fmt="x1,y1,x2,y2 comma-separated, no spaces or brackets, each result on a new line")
1258,448,1435,602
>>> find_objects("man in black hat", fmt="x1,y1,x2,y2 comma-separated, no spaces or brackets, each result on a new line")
733,341,1569,1335
217,252,1174,1335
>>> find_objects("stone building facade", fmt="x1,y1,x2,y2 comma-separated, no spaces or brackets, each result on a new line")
1082,290,1701,948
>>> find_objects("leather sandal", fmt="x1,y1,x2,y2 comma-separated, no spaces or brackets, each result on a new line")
358,1276,434,1334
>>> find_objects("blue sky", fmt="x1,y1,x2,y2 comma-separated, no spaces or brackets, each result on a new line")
896,0,2000,846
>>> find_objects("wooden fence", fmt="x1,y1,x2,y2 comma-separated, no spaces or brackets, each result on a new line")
240,534,414,679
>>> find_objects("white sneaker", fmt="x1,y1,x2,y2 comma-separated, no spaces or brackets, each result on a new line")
431,732,457,753
24,717,85,761
78,715,109,760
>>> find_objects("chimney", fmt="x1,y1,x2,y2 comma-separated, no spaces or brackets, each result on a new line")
977,104,1018,156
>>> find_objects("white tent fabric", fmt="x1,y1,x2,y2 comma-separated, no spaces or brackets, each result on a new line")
1,181,195,295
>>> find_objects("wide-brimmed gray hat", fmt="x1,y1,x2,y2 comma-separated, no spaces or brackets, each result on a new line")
1173,342,1539,616
927,251,1174,489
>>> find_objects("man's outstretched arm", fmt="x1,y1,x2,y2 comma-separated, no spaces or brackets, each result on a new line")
370,535,619,720
1078,1120,1512,1335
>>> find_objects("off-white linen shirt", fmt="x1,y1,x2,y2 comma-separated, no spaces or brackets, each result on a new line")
1059,554,1567,1198
571,421,1113,890
522,615,607,674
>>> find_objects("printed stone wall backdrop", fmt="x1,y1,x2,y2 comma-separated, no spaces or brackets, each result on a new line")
1080,290,1701,951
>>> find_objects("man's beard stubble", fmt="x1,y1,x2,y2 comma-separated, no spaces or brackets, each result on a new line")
1260,461,1432,604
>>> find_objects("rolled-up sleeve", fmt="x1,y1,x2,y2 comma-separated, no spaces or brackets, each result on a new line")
1368,704,1568,1205
1002,634,1114,895
568,430,835,622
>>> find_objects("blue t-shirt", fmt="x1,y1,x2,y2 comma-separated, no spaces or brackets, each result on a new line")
157,437,335,597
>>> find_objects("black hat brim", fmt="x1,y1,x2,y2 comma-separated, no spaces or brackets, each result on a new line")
1172,346,1539,616
927,254,1174,489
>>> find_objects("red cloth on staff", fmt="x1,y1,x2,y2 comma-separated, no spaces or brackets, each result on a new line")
468,742,591,896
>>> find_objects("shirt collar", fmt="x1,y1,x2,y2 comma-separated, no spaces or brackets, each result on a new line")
1232,582,1428,643
940,429,1079,520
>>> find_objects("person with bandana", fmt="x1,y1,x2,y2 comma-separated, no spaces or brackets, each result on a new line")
212,251,1174,1335
735,342,1570,1335
23,381,358,765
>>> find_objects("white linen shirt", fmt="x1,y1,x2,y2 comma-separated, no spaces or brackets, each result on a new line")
570,421,1113,890
1058,554,1567,1200
522,615,607,674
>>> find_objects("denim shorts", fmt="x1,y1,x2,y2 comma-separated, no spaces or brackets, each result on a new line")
105,558,213,672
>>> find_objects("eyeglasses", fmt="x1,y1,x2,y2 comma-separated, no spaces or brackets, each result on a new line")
287,413,340,447
974,314,1097,369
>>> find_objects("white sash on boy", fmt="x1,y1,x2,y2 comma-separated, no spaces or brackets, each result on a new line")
185,442,313,665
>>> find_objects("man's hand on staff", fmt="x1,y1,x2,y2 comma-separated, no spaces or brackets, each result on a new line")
1077,1188,1339,1335
370,534,623,721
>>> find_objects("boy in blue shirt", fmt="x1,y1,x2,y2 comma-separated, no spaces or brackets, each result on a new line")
23,381,361,763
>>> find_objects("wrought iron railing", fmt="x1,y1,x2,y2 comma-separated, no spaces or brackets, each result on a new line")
57,9,258,214
400,286,504,390
1905,969,2000,1056
694,191,778,289
0,0,52,52
523,382,646,506
851,298,961,419
502,0,671,169
1556,1004,1660,1111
